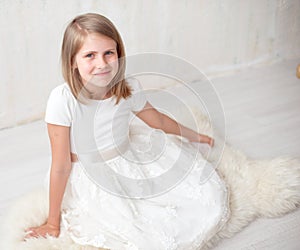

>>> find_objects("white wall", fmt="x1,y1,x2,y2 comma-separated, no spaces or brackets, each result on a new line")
1,0,299,129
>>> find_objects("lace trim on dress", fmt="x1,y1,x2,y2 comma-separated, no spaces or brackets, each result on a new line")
59,134,230,250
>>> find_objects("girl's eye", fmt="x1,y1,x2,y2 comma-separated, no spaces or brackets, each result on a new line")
85,53,94,58
105,51,114,55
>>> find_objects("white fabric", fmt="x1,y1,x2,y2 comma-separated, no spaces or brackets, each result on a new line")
44,78,230,250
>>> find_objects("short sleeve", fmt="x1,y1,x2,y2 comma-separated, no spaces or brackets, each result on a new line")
128,78,147,112
44,84,75,127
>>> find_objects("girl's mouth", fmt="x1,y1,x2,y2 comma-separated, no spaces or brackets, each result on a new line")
93,71,110,76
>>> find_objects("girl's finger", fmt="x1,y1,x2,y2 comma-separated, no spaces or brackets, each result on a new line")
24,232,32,239
24,231,37,239
26,226,38,232
25,229,34,234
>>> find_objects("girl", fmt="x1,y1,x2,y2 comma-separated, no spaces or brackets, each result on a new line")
25,13,229,249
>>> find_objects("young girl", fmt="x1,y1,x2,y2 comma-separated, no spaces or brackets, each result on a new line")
25,13,229,249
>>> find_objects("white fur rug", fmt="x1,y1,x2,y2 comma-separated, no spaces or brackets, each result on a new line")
1,108,300,250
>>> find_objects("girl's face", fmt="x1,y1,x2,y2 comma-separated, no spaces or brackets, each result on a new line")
74,33,119,89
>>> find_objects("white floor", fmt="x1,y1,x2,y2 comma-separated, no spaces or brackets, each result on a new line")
0,58,299,249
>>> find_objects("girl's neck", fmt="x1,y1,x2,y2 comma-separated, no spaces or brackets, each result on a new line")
84,83,111,100
90,90,112,100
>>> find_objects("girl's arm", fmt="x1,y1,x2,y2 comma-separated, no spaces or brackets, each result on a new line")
135,102,214,146
25,124,72,239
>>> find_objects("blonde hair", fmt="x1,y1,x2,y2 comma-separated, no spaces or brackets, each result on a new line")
61,13,131,103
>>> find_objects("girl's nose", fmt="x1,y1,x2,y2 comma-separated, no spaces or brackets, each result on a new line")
96,56,107,69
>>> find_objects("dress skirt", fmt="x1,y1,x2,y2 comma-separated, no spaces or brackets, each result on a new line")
45,127,230,250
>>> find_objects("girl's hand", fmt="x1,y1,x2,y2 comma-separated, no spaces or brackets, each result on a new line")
199,134,214,147
24,222,60,240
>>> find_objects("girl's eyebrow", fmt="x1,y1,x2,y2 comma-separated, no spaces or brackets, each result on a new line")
82,50,97,55
82,48,116,54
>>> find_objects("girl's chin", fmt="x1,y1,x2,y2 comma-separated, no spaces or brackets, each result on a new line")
84,74,117,87
84,79,111,88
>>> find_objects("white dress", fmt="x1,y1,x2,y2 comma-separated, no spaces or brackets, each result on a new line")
44,78,230,250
